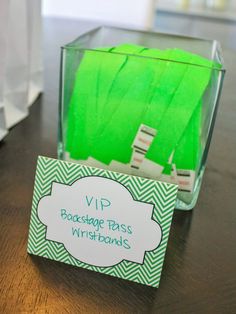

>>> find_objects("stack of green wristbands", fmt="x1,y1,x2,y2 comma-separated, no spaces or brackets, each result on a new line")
66,44,220,183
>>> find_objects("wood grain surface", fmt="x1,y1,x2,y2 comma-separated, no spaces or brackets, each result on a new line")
0,17,236,314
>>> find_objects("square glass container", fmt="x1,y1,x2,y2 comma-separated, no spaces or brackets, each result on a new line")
58,26,225,210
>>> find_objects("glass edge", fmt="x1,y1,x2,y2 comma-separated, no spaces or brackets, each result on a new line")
60,46,226,71
64,25,219,46
200,69,225,169
58,47,65,160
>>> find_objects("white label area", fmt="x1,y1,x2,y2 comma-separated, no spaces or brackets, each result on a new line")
37,176,162,267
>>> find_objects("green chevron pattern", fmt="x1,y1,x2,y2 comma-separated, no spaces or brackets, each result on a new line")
28,156,178,287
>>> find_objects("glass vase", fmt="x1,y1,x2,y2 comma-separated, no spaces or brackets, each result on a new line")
58,26,225,210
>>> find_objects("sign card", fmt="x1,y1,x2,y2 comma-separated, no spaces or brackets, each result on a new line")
27,156,178,287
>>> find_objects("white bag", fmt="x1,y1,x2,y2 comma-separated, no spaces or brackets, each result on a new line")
27,0,43,106
0,0,43,138
4,0,29,128
0,1,8,139
43,0,155,29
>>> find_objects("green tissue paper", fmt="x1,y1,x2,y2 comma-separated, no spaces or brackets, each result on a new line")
65,43,220,183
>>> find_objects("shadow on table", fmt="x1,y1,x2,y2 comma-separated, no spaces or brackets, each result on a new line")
29,211,194,313
30,254,156,313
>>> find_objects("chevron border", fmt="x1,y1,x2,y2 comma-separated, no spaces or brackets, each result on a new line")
27,156,178,288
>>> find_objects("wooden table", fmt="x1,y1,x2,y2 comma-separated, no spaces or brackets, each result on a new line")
0,18,236,314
